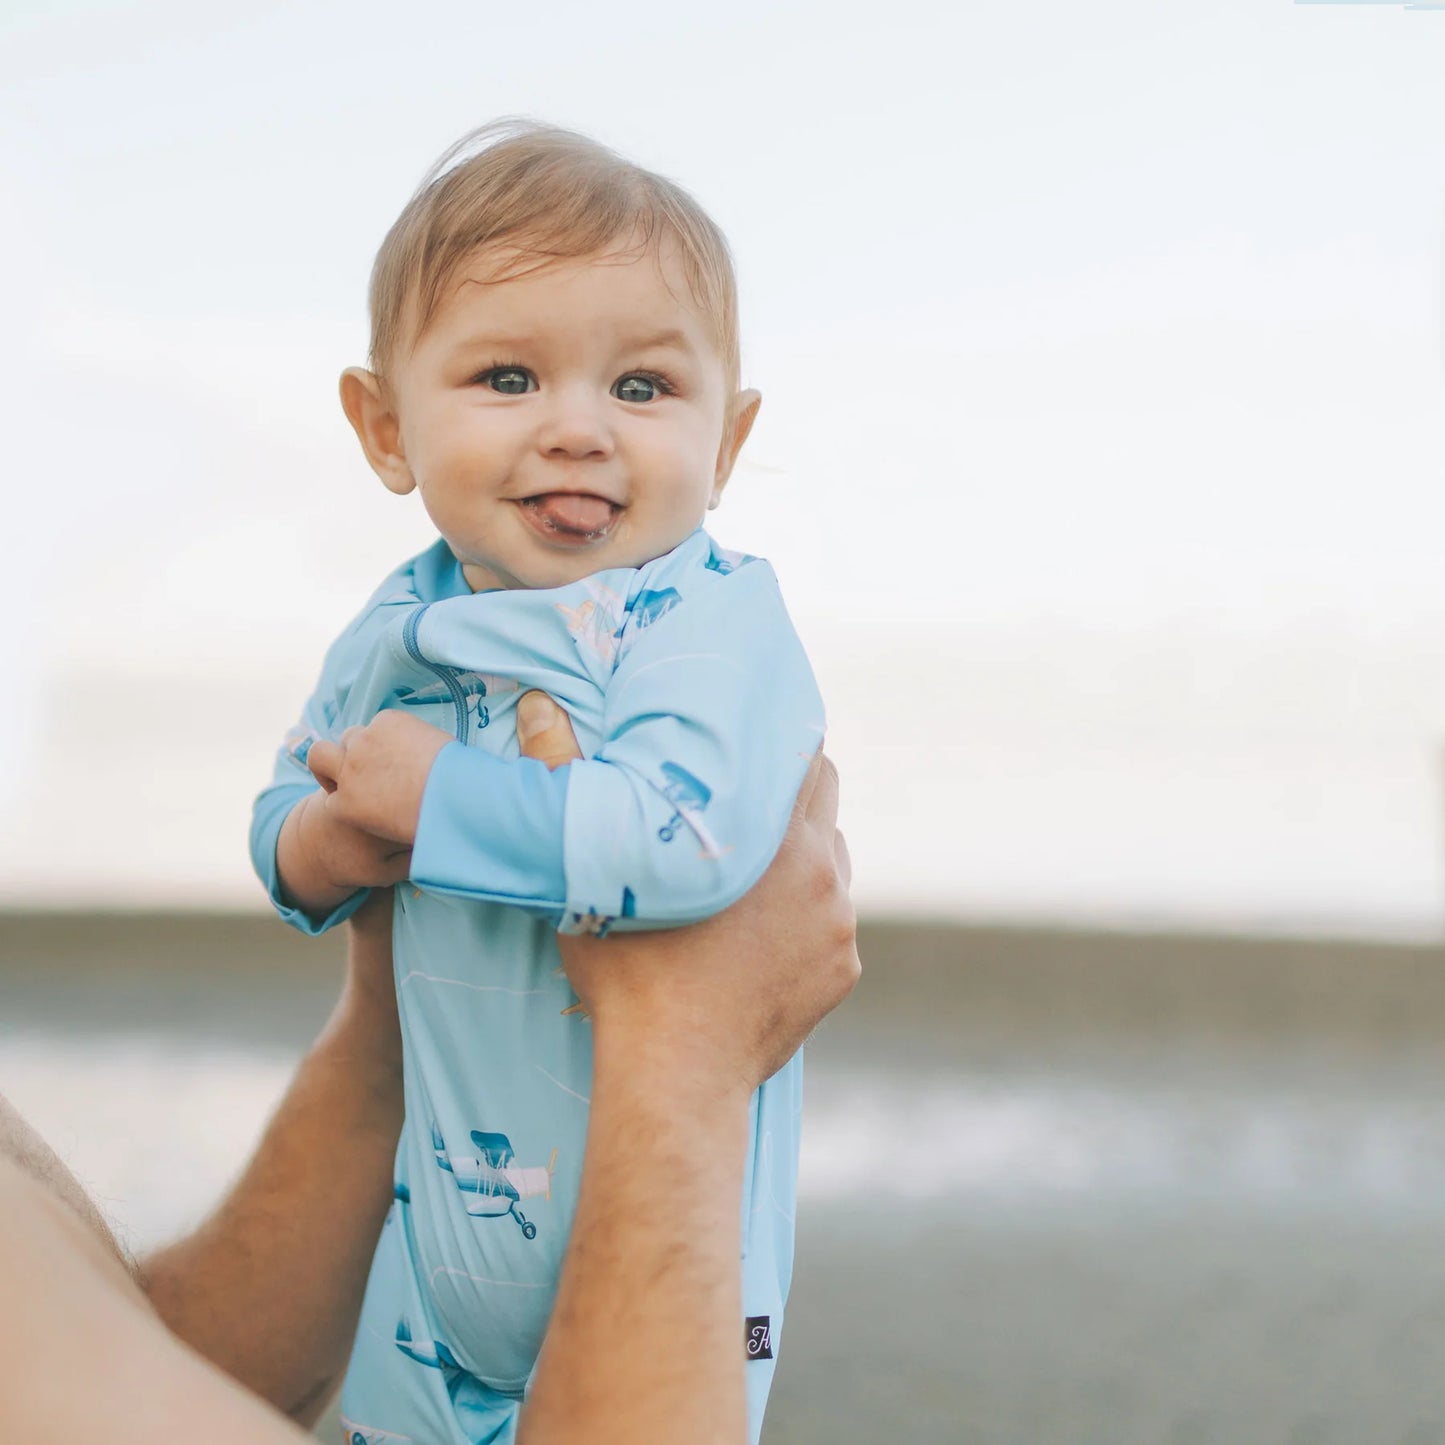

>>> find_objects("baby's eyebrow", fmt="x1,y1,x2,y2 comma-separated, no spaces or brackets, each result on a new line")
625,328,695,354
451,333,533,354
447,328,695,357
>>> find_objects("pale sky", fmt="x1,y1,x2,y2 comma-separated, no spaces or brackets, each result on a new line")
4,0,1445,933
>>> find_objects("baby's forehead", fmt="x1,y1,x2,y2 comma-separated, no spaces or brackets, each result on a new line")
422,239,726,358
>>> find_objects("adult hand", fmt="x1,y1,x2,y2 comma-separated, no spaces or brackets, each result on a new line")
514,689,860,1091
516,691,856,1445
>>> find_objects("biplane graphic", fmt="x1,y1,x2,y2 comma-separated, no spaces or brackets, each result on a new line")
390,1320,504,1427
627,587,682,630
704,545,748,576
394,671,499,731
431,1121,556,1239
654,761,721,857
394,1318,464,1372
613,586,683,661
556,582,626,664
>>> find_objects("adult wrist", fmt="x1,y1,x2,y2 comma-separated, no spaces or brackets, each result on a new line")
591,1017,755,1123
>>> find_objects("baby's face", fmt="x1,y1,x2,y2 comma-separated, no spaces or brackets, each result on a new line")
377,239,745,592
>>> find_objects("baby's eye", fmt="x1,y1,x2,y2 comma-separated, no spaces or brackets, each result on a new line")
480,368,535,395
612,374,668,404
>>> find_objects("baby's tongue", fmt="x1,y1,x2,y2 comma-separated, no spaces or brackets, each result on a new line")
529,493,614,532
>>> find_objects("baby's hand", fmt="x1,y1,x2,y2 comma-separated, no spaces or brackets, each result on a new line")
286,791,413,901
306,712,453,847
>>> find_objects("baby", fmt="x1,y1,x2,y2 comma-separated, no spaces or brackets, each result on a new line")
251,121,824,1445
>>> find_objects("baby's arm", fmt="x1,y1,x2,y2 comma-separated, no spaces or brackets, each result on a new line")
272,785,412,922
322,561,825,931
250,590,418,932
552,561,824,929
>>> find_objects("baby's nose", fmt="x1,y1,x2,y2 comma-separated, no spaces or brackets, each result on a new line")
539,386,614,458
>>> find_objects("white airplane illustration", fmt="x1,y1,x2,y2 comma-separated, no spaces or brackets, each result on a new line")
555,582,626,663
431,1122,557,1238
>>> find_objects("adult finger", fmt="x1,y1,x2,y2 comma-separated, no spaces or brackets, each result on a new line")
793,746,824,816
516,691,582,772
834,828,853,891
804,753,840,836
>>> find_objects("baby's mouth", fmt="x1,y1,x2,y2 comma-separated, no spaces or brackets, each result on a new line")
517,493,621,542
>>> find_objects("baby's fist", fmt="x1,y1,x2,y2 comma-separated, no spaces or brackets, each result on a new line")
307,711,453,845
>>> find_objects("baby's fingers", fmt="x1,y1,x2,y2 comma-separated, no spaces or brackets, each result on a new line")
306,738,343,793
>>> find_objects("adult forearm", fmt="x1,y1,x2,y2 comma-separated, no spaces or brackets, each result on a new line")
141,923,403,1424
520,1023,752,1445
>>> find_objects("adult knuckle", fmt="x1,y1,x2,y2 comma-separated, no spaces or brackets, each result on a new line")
830,948,861,1004
806,855,837,906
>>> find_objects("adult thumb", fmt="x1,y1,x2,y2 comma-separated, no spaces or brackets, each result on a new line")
516,691,582,772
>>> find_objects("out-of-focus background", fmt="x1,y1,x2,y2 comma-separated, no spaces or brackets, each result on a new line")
4,1,1445,1440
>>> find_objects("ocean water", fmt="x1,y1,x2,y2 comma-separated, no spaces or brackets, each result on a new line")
7,1039,1445,1262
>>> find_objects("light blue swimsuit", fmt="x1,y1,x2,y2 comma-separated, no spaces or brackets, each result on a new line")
252,528,824,1445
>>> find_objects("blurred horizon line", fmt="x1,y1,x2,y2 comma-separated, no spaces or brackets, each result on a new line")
1,900,1439,950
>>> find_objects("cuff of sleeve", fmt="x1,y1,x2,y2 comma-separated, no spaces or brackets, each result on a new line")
272,886,371,937
411,742,569,907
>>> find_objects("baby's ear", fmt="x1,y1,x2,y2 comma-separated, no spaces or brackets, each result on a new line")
340,367,415,496
710,389,761,508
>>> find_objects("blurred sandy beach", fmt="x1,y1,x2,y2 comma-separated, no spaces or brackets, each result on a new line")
6,911,1445,1443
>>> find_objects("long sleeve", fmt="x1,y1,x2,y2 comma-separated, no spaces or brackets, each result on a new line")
249,683,370,937
249,542,463,934
409,746,570,911
407,557,825,934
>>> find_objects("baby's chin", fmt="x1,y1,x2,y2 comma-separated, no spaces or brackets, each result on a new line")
461,557,612,593
457,526,702,593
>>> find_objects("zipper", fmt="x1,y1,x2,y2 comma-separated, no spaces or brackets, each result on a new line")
402,604,471,745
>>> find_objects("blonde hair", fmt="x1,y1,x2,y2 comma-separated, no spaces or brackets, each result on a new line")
368,119,741,394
